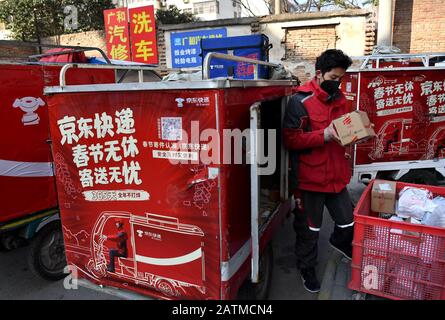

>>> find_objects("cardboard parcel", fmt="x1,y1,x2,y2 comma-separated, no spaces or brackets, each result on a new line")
333,110,375,146
371,179,397,214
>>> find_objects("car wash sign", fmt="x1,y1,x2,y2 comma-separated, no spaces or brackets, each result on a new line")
170,28,227,68
104,5,158,64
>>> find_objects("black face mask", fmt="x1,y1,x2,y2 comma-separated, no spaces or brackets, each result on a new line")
320,79,341,96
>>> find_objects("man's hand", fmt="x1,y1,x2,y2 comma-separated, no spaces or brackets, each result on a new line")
324,122,340,143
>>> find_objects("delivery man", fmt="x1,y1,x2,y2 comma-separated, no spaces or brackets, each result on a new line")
106,219,128,273
283,49,354,293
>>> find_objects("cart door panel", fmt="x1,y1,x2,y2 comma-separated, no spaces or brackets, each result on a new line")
47,89,222,299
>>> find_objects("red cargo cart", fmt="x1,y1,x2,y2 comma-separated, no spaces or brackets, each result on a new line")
0,42,161,280
44,55,297,300
341,53,445,186
349,180,445,300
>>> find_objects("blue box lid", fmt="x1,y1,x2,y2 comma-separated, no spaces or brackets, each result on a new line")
201,34,269,51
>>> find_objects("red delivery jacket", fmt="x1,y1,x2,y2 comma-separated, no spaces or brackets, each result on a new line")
283,78,352,193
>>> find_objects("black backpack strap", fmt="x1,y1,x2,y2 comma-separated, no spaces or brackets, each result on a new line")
284,93,312,196
283,93,311,132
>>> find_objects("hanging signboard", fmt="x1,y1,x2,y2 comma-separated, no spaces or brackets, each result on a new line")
104,8,132,62
129,6,158,65
170,28,227,68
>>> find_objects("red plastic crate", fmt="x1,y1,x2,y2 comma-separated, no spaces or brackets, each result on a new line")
349,180,445,300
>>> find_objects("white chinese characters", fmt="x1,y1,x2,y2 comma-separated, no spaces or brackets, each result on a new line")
57,107,142,189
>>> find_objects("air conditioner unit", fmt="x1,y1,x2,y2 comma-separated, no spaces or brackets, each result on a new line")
160,0,167,7
183,0,190,3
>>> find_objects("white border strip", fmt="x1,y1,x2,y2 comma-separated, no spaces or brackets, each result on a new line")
135,248,202,266
221,239,251,282
0,159,53,177
337,222,355,228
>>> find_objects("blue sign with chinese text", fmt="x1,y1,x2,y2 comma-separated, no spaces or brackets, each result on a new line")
170,28,227,68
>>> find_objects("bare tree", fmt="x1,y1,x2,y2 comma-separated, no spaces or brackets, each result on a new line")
288,0,332,12
262,0,274,14
235,0,376,16
289,0,375,12
233,0,272,16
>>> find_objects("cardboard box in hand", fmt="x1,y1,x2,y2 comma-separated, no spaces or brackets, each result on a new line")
333,110,376,146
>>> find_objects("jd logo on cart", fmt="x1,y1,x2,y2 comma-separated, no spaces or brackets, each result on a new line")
175,98,185,108
175,97,211,108
13,97,45,126
137,230,144,238
367,76,384,89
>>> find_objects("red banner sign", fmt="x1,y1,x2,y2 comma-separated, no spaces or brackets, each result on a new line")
104,8,131,62
129,6,158,65
343,69,445,165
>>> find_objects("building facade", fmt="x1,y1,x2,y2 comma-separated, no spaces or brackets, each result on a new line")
118,0,246,20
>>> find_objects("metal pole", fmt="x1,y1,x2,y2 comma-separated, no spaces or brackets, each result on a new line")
33,9,42,54
377,0,394,47
275,0,281,14
250,102,261,283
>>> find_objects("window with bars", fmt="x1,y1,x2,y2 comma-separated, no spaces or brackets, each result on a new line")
193,1,219,15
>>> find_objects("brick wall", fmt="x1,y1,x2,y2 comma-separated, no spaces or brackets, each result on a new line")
393,0,445,53
0,41,37,61
284,25,337,82
156,28,168,75
365,12,377,54
42,30,107,57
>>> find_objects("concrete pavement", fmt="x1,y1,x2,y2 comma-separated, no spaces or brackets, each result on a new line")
0,183,367,300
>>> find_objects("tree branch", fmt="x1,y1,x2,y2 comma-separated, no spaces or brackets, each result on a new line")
233,0,259,17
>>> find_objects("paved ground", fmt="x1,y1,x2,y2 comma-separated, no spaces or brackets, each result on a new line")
0,246,118,300
0,183,367,300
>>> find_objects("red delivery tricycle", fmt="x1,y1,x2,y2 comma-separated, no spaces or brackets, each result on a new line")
44,54,298,299
341,52,445,186
0,42,159,280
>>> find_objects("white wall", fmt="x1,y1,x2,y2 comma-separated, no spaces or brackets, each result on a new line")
0,22,11,40
119,0,246,21
218,0,241,19
261,15,368,78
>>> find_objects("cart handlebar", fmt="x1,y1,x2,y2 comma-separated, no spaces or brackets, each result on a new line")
350,52,445,70
59,63,159,87
29,48,111,64
202,52,280,80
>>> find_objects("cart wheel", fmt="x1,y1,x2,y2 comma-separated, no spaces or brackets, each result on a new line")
352,292,367,300
91,262,107,279
156,279,177,297
399,170,438,186
237,244,274,300
28,221,67,281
